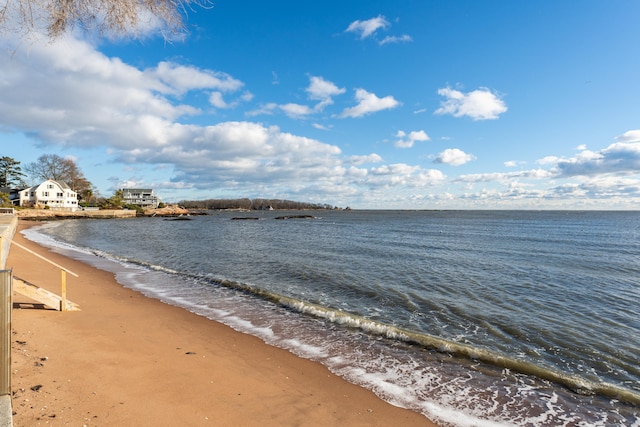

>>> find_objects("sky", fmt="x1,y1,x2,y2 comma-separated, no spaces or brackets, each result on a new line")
1,1,640,209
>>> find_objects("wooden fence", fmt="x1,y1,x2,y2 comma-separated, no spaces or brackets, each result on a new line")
0,270,9,396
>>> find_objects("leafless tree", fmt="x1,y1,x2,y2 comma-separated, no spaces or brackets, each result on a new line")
25,153,95,202
1,0,208,39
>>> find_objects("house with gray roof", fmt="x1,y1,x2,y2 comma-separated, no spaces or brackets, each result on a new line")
18,179,78,210
121,188,161,208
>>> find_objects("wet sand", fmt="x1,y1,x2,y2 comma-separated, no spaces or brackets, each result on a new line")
8,221,436,426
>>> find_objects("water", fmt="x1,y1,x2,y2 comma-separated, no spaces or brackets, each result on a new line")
22,210,640,426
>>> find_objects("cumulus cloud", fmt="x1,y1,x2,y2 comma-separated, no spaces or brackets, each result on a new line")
504,161,517,167
209,92,229,108
305,75,346,112
615,129,640,143
349,154,384,165
0,35,204,147
246,103,278,117
340,89,400,118
435,86,507,120
554,138,640,177
248,76,344,119
367,164,445,188
152,61,244,94
307,76,346,102
346,15,389,39
279,103,315,118
456,169,554,183
394,130,430,148
434,148,476,166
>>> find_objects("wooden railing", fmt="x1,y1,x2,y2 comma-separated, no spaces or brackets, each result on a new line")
9,241,79,311
0,270,10,397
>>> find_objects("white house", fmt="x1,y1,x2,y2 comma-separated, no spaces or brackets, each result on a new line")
19,179,78,210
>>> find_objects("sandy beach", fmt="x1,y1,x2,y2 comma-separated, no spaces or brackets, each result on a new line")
7,221,436,426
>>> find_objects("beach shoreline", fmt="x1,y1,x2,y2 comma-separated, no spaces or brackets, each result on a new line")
7,220,436,426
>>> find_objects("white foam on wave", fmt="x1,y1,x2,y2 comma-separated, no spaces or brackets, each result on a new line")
221,315,275,340
280,338,328,359
422,401,510,427
341,366,410,401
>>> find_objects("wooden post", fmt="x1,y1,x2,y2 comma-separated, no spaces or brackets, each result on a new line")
0,270,11,396
61,270,67,312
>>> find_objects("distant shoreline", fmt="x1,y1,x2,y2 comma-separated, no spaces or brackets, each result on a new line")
13,206,347,220
14,209,137,220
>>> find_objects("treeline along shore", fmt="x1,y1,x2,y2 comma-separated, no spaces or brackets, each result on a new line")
179,198,343,211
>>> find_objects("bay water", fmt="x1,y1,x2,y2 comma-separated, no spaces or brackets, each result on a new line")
23,210,640,426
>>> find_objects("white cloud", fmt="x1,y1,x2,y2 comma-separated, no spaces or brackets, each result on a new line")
248,76,344,119
554,138,640,177
0,35,201,148
349,154,384,165
140,121,348,189
152,61,244,94
537,156,561,165
394,130,430,148
367,164,445,188
279,103,314,118
209,92,228,108
532,135,640,179
346,15,389,39
306,76,346,101
340,89,400,118
246,103,278,117
435,86,507,120
615,129,640,143
456,169,554,183
371,163,420,176
305,76,346,112
240,92,254,102
434,148,476,166
379,34,412,45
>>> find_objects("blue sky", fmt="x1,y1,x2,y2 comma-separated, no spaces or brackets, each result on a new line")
2,1,640,209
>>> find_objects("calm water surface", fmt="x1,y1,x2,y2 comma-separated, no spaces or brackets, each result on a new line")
25,210,640,426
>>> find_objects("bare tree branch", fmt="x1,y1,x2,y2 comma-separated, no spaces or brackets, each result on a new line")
1,0,210,39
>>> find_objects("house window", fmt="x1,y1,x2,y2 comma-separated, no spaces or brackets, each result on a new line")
57,192,64,198
42,191,49,197
47,184,54,189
